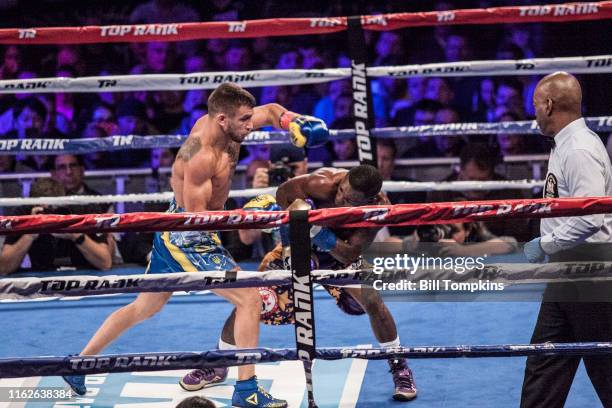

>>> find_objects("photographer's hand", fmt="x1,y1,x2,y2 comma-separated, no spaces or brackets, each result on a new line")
52,233,82,241
28,206,46,240
252,167,269,188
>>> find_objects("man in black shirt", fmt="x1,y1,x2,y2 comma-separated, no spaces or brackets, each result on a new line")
0,176,113,275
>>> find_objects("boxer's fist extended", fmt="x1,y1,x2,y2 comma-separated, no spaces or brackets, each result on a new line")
280,111,329,148
243,194,281,212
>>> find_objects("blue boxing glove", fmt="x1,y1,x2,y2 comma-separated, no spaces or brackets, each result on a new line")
310,225,337,252
524,237,546,263
280,111,329,148
243,194,282,233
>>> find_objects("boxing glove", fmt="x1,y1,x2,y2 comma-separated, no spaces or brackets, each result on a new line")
523,237,546,263
280,111,329,148
243,194,282,233
309,225,337,252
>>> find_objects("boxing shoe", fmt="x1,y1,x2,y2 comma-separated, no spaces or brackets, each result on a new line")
179,367,228,391
389,358,417,401
63,375,87,396
232,376,288,407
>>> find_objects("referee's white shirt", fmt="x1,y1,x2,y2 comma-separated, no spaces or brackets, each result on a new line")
540,118,612,254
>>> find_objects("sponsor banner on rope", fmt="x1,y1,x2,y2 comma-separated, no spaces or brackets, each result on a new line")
0,56,609,94
0,69,349,93
2,118,612,155
369,55,612,78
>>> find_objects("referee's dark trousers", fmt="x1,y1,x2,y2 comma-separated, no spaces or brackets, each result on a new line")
520,244,612,408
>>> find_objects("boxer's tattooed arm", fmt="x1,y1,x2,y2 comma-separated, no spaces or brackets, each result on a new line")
177,137,202,161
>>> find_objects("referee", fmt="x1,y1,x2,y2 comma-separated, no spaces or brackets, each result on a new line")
521,72,612,407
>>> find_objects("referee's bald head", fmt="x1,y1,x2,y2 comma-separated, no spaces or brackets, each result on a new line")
533,71,582,137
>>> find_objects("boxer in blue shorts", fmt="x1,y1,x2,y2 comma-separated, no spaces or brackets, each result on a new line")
147,198,239,274
64,82,329,408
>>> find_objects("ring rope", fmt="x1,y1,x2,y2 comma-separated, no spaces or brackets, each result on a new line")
0,180,548,208
3,262,612,300
1,55,610,94
0,117,610,156
0,2,610,45
1,197,610,234
2,342,612,378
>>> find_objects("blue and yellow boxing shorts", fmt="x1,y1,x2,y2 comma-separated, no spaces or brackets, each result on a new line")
146,198,238,274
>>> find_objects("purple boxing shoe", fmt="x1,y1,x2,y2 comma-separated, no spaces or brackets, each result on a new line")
179,367,228,391
389,359,417,401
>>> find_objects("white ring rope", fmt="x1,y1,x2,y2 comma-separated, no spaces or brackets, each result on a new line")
0,55,609,93
3,262,612,300
0,180,545,207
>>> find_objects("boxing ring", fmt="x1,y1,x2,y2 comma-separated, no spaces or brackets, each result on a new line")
1,2,612,407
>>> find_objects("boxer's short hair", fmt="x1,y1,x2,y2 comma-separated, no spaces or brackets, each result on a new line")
348,164,383,198
208,83,255,117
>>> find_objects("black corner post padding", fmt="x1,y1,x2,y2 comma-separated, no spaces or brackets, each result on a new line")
289,209,318,408
347,15,377,167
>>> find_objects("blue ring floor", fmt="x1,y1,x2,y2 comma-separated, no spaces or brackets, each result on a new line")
0,263,603,408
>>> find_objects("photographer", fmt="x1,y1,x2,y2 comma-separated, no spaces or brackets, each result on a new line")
0,178,113,275
249,143,308,189
221,144,307,260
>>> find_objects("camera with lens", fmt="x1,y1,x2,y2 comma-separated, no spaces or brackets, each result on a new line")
268,159,293,187
417,224,453,243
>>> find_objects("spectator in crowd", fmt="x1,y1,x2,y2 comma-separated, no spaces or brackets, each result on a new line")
114,98,155,167
443,31,479,113
174,102,207,135
184,54,207,73
82,122,112,169
225,41,252,71
375,139,427,241
51,154,109,213
131,42,173,74
95,68,124,108
6,97,59,171
151,90,184,133
495,78,525,117
0,45,20,80
434,106,465,157
425,78,455,107
496,111,535,156
472,78,496,122
56,46,86,76
394,99,444,158
374,31,405,66
323,117,358,163
0,177,113,274
313,79,351,126
428,143,530,241
390,77,427,121
145,147,175,194
54,65,79,136
506,24,538,59
129,0,200,58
